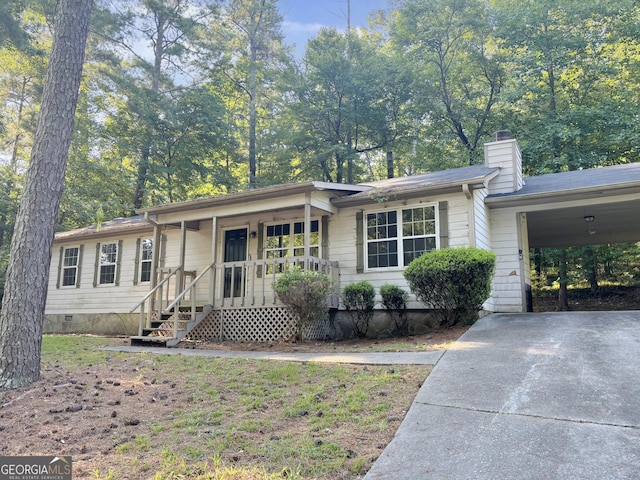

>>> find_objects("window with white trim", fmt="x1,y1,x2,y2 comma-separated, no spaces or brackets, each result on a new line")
99,242,118,285
139,238,153,283
366,205,437,269
62,246,80,287
265,220,320,273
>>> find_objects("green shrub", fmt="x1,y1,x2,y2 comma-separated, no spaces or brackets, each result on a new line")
404,247,496,326
380,284,409,336
274,267,332,341
342,281,376,338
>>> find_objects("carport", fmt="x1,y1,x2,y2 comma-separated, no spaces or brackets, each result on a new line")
487,163,640,248
485,162,640,310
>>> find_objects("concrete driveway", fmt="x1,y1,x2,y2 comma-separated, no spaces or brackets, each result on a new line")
364,312,640,479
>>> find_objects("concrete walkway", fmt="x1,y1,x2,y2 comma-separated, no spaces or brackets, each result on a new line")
364,312,640,479
103,344,444,365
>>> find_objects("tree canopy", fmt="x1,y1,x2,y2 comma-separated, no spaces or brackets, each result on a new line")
1,0,640,305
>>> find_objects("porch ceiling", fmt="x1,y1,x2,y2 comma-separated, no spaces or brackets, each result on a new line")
526,198,640,248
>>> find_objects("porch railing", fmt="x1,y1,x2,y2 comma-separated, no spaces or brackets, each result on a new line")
130,266,195,336
131,256,340,336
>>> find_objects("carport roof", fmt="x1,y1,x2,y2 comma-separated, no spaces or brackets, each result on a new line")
486,162,640,248
486,162,640,206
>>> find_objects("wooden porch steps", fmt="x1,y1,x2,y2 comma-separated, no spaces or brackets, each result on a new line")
130,305,210,347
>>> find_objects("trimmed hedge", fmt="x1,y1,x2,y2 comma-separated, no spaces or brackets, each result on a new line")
380,284,409,336
404,247,496,326
274,267,332,341
342,281,376,338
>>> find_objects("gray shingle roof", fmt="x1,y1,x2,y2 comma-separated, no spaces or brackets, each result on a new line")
54,215,152,241
360,165,498,190
333,165,498,204
489,162,640,199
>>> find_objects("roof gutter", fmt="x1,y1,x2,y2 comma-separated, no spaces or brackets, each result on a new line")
332,176,490,207
144,212,159,226
137,181,367,216
485,182,640,209
462,183,472,200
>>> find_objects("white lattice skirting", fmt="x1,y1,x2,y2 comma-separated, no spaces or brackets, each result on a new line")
187,306,331,343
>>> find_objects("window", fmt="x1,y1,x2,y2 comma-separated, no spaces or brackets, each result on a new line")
139,238,153,283
264,220,320,273
99,242,118,285
366,205,437,269
62,247,79,287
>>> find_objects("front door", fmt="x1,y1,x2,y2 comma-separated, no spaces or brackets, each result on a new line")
223,228,247,298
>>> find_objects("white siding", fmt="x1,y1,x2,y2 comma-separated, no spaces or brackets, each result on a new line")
473,188,491,250
163,210,333,304
329,192,472,308
447,195,472,247
486,207,527,312
46,187,525,317
47,232,155,315
484,139,522,194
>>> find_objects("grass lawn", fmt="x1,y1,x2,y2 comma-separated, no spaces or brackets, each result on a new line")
0,335,433,479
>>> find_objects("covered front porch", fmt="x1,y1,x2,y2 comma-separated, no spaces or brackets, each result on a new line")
129,181,361,346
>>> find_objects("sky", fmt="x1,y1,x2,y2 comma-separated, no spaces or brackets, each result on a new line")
278,0,391,57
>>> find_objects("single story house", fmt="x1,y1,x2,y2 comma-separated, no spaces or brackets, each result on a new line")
45,133,640,345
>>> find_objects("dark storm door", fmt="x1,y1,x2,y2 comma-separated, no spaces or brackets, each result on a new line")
223,228,247,298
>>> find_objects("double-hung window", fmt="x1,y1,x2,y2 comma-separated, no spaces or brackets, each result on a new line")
366,205,437,269
139,238,153,283
61,246,80,287
99,242,118,285
265,220,320,273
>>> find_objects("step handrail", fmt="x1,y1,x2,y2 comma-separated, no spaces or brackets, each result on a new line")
130,267,182,336
130,267,180,313
164,262,215,315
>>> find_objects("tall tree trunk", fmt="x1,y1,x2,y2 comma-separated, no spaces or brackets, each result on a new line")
584,246,598,294
248,59,257,186
534,248,543,277
557,247,569,311
0,0,92,390
134,10,166,208
386,150,394,179
133,148,150,209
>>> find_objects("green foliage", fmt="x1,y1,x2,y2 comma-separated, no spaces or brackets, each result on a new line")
342,281,376,338
0,1,31,49
380,284,409,336
274,267,332,341
404,247,496,326
390,0,504,165
285,28,412,183
2,0,640,303
492,0,640,174
531,243,640,291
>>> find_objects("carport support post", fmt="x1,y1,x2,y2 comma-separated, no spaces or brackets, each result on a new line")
518,213,532,312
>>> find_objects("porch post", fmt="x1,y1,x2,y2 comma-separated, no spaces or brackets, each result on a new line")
148,216,161,329
177,220,186,296
150,225,160,290
304,192,311,265
211,216,218,307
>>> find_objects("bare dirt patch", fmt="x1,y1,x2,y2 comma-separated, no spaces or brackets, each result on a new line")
0,328,467,479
